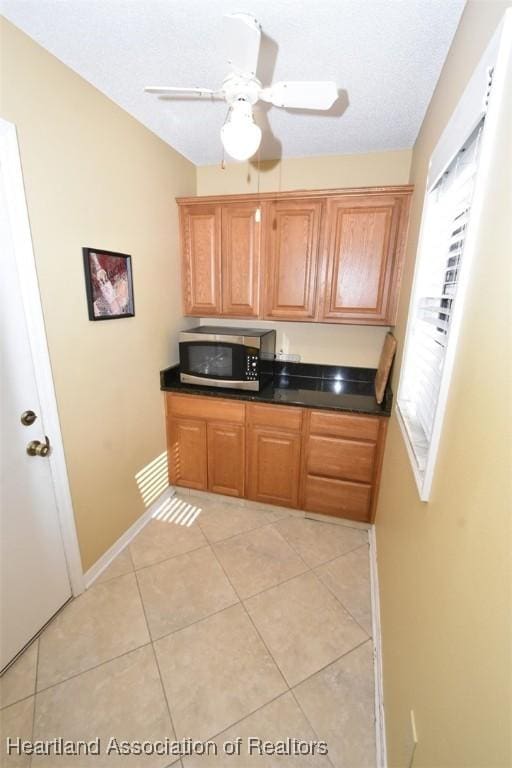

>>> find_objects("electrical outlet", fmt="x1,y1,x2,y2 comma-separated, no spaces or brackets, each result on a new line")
275,352,301,362
406,709,418,768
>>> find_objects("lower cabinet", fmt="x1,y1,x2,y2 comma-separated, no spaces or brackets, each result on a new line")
167,417,207,490
207,422,245,497
302,475,373,521
247,426,302,508
246,403,303,508
301,409,387,522
165,393,387,522
166,394,245,497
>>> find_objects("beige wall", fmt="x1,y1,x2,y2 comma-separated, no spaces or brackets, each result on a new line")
197,149,412,367
375,3,512,766
196,149,412,195
198,317,393,369
1,20,196,571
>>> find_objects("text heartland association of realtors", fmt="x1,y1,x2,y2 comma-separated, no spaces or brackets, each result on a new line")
5,737,329,757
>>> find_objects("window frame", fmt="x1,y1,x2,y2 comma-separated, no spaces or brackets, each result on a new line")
396,12,511,501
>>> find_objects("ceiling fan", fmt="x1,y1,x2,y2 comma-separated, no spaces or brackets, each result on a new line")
144,12,338,161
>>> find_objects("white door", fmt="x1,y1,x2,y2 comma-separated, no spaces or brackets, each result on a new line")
0,121,77,671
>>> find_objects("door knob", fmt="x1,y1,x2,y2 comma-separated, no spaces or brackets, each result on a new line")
27,435,51,457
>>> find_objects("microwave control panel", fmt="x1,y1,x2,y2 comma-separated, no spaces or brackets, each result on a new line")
245,353,259,381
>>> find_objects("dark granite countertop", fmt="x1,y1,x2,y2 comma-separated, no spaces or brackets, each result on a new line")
160,361,392,417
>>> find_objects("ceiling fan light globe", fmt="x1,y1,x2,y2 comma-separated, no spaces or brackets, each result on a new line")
221,120,262,161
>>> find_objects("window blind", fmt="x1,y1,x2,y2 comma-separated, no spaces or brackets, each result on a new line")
398,122,484,473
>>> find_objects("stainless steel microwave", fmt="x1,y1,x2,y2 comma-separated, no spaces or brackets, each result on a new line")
179,326,276,391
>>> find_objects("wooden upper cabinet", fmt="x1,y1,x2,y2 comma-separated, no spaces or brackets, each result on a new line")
264,199,323,320
180,204,221,315
221,203,262,317
177,187,411,325
321,194,409,324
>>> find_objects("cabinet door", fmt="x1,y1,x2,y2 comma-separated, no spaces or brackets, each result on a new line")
221,203,262,317
167,417,207,490
207,422,245,497
321,195,403,323
247,426,302,508
265,200,323,319
181,204,221,315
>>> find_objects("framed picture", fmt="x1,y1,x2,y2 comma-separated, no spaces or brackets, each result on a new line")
82,247,135,321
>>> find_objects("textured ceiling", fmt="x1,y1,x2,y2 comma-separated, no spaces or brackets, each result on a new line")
1,0,466,165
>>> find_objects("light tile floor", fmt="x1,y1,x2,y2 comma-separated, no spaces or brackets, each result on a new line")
0,492,376,768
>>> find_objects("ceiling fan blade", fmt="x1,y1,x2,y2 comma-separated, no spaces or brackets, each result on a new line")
223,13,261,77
144,86,223,98
260,81,338,110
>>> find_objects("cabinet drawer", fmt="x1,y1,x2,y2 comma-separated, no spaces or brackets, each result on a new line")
303,475,372,522
166,393,245,424
247,403,303,431
309,410,379,441
306,435,375,483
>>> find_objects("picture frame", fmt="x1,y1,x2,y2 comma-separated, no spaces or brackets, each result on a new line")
82,247,135,321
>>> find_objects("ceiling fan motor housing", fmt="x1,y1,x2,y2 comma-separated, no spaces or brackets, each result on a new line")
222,74,262,105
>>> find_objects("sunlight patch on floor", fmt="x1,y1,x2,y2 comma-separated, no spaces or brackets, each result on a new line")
151,495,202,527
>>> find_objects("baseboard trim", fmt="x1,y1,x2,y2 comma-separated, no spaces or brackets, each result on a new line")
83,487,175,589
369,525,387,768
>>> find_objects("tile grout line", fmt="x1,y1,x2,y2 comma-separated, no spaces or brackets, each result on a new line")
291,637,373,691
232,561,310,602
213,519,376,758
0,690,35,712
30,637,41,750
141,534,321,759
200,516,284,547
205,532,374,748
127,498,364,577
312,540,372,571
30,641,153,699
65,536,371,689
185,491,293,515
276,520,369,572
0,639,40,714
155,580,373,761
288,687,338,768
311,560,373,640
211,523,311,595
32,629,370,767
182,687,299,754
149,593,242,644
16,542,376,766
129,542,210,576
149,642,182,768
95,530,364,597
20,503,374,757
132,567,182,768
226,506,346,761
18,523,371,706
206,541,291,693
287,637,375,768
126,543,135,570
